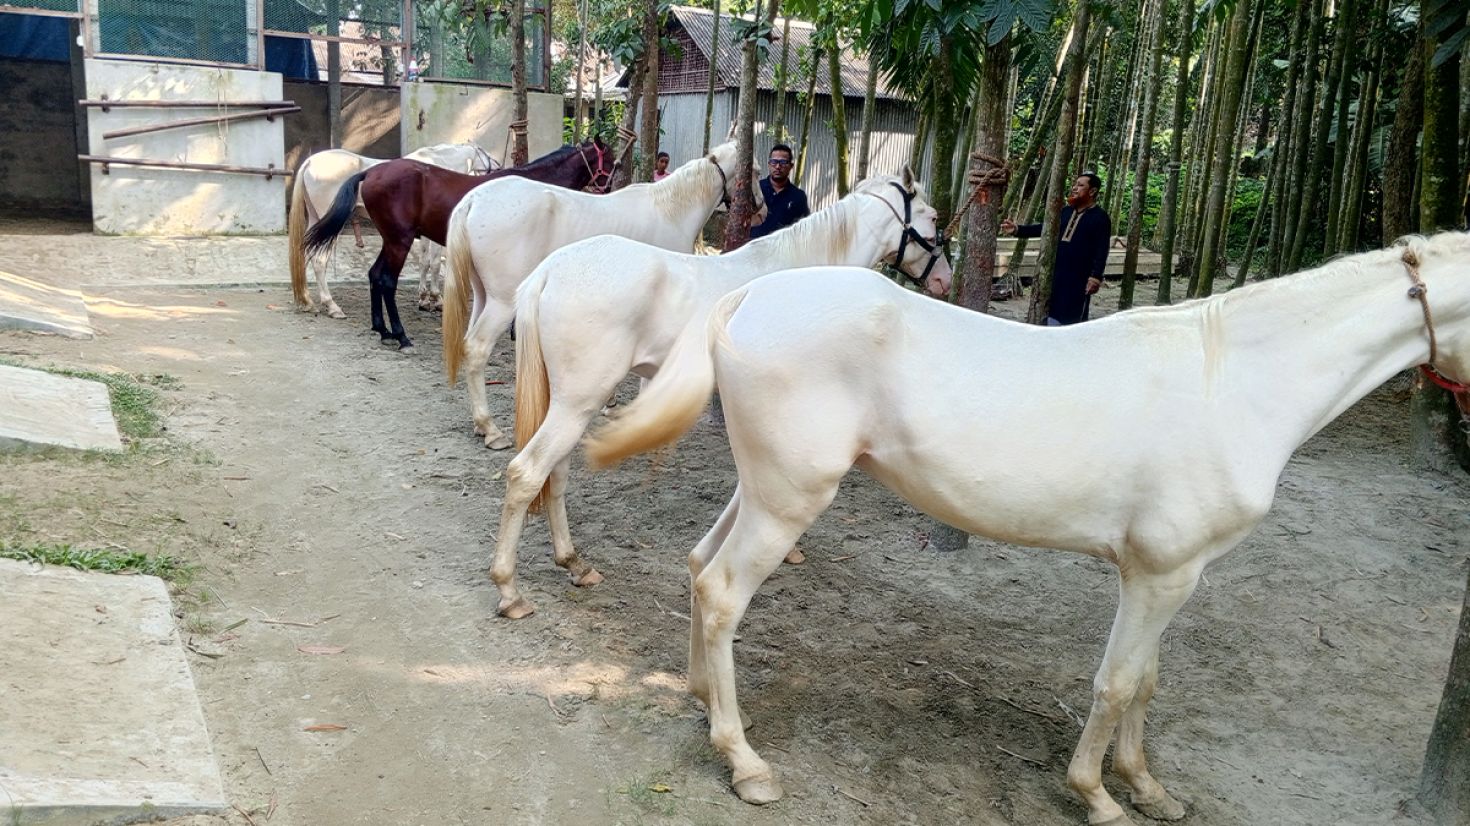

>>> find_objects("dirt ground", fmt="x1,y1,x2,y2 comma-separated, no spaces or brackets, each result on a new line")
2,266,1468,826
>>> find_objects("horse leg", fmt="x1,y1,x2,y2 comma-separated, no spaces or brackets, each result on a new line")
417,242,445,312
488,404,594,618
368,259,389,339
463,297,516,448
351,214,365,248
687,488,740,708
545,454,601,586
697,487,834,805
1066,565,1203,825
374,241,414,351
1111,648,1186,821
316,246,346,319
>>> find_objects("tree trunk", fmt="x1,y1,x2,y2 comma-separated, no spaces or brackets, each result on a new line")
772,14,793,143
1233,142,1274,287
1267,0,1310,276
828,29,851,198
1155,0,1193,304
1410,1,1469,475
1025,0,1092,325
856,52,879,182
795,45,822,185
1120,0,1167,310
1418,563,1470,823
1294,0,1355,266
1382,40,1424,242
636,0,661,182
702,0,722,154
510,0,529,166
926,36,956,222
572,0,589,141
1192,0,1254,298
722,0,763,252
1340,17,1383,252
610,57,646,191
1323,0,1361,254
1283,0,1324,272
1184,23,1225,296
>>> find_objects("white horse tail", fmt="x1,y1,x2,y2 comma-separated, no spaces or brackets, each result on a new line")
585,287,749,469
513,267,553,512
442,204,476,384
288,170,310,307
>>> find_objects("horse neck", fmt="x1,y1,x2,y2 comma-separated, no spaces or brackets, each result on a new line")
650,159,724,239
1214,246,1448,449
728,199,879,275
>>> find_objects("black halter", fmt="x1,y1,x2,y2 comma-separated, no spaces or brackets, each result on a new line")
882,182,948,286
710,157,731,208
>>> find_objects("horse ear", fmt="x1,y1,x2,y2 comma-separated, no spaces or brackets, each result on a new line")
901,164,915,191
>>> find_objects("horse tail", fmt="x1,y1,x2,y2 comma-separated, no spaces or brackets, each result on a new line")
584,287,748,470
513,265,553,512
442,201,476,384
303,170,366,260
288,169,310,307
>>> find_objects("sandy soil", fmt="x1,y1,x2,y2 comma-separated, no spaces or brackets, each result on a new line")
1,270,1467,826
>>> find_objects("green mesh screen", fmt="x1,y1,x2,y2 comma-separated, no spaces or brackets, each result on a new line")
96,0,252,63
412,2,546,88
0,0,81,15
264,0,399,36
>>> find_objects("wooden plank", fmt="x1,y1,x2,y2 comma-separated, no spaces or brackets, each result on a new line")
79,155,281,178
102,106,299,140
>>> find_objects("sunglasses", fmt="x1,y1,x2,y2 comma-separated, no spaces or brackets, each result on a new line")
768,158,793,166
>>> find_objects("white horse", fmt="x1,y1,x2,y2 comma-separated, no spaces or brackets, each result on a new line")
288,143,496,318
442,141,765,450
584,233,1470,823
488,171,953,619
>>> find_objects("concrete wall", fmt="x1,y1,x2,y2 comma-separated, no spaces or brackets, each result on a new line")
0,54,88,216
400,83,561,165
282,81,400,178
84,59,286,235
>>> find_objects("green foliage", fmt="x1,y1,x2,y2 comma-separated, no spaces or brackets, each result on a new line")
0,540,192,581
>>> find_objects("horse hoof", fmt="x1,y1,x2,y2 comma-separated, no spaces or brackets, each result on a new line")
1092,813,1136,826
327,308,346,320
783,548,806,565
485,434,512,450
732,773,783,805
498,597,536,619
1132,792,1186,821
572,568,603,587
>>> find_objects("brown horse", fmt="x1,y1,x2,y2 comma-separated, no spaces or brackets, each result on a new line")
302,138,611,351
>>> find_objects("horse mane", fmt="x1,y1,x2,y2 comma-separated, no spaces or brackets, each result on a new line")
646,146,730,218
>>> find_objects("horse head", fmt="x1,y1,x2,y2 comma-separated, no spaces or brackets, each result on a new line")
579,136,614,193
855,166,953,298
707,141,767,224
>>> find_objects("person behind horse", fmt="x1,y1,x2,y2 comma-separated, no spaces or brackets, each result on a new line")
999,172,1111,325
749,144,810,239
653,151,671,182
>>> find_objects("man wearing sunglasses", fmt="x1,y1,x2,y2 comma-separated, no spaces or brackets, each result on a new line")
750,144,810,239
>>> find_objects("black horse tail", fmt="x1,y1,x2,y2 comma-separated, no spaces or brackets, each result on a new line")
303,170,368,258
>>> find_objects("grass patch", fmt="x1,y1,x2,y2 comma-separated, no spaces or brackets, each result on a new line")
0,540,192,581
0,357,177,443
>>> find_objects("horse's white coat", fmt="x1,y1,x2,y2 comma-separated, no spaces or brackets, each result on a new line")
441,142,764,449
487,173,953,616
584,233,1470,823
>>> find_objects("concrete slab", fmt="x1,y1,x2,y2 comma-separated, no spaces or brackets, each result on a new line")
0,558,226,825
0,364,122,453
0,270,93,338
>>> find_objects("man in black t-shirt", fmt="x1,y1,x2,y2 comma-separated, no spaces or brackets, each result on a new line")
749,144,810,239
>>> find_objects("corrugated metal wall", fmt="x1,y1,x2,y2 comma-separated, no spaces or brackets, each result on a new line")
647,90,934,210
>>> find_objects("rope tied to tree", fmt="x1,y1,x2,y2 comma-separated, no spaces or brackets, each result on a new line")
948,151,1011,239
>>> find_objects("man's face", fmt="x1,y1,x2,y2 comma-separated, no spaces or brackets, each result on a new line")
769,151,794,183
1068,176,1098,207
